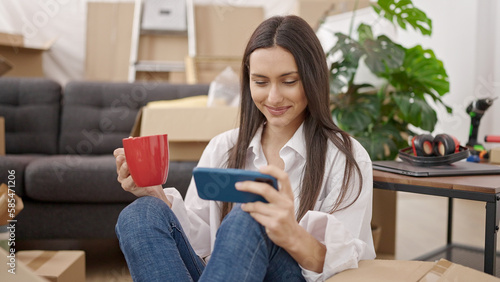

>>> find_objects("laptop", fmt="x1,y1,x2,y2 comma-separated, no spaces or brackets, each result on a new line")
373,160,500,177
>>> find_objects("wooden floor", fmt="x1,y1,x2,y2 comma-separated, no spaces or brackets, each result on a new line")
16,191,500,281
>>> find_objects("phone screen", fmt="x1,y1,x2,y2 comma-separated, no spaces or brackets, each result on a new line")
193,167,278,203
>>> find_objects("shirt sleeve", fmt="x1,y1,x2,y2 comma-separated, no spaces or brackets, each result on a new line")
298,150,376,281
162,130,236,258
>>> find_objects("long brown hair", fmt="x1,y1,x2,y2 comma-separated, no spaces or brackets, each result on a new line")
222,15,363,221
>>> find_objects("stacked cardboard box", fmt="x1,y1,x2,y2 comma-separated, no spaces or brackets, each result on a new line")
130,102,239,161
0,32,54,77
293,0,372,29
85,2,263,83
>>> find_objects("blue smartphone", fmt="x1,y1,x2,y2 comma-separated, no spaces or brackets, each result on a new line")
192,167,278,203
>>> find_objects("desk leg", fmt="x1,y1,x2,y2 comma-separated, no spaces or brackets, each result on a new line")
484,196,499,275
445,198,454,260
447,197,453,245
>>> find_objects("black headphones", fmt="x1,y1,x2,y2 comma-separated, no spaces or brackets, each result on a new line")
411,134,460,157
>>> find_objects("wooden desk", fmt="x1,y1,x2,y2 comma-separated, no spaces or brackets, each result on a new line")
373,169,500,275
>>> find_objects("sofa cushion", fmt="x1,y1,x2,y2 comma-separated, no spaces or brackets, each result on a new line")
24,155,197,203
24,155,136,203
15,200,129,239
0,78,61,154
0,154,45,198
59,81,210,155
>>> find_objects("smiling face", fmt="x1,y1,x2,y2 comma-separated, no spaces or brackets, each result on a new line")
249,46,308,135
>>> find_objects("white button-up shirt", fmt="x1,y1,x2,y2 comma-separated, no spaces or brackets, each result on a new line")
164,123,376,281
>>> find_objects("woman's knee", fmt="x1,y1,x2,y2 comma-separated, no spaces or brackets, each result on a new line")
225,204,250,220
116,196,172,239
220,204,265,235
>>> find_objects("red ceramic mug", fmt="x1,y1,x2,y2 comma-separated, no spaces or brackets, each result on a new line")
122,134,169,187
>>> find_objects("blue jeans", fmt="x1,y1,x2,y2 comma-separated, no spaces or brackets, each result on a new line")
116,196,305,282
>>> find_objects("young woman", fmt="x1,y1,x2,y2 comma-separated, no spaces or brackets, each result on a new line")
114,15,375,282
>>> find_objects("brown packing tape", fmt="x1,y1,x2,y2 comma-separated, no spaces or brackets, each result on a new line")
418,259,453,281
26,251,58,271
433,259,453,275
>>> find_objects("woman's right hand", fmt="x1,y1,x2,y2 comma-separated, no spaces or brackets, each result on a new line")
114,148,172,207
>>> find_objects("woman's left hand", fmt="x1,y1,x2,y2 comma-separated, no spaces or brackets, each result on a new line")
237,165,300,249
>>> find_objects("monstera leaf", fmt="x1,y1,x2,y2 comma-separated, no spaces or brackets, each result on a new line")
392,91,438,131
354,121,403,160
329,25,406,89
327,33,365,94
386,45,451,112
363,35,406,74
357,24,406,75
332,91,380,134
372,0,432,35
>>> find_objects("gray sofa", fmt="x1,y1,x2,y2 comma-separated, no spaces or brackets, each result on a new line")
0,77,210,239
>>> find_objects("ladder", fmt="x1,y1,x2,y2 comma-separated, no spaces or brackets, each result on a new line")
128,0,196,82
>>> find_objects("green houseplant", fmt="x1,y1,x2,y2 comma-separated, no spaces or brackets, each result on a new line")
324,0,451,160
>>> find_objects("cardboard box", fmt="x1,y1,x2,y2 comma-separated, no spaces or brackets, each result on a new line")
131,106,239,160
17,250,85,282
187,5,263,84
0,248,48,281
293,0,372,29
85,2,135,81
84,3,263,84
0,32,55,77
372,189,397,257
490,147,500,164
138,34,188,62
194,5,263,58
326,259,500,281
0,55,13,76
0,32,24,46
0,183,24,225
0,116,4,156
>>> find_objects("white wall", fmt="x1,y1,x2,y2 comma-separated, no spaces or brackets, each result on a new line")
1,0,498,146
397,0,499,148
397,0,480,144
475,0,500,148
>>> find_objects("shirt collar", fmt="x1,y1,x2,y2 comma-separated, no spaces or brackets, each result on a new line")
247,124,265,168
247,122,307,161
281,122,307,160
248,124,264,156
